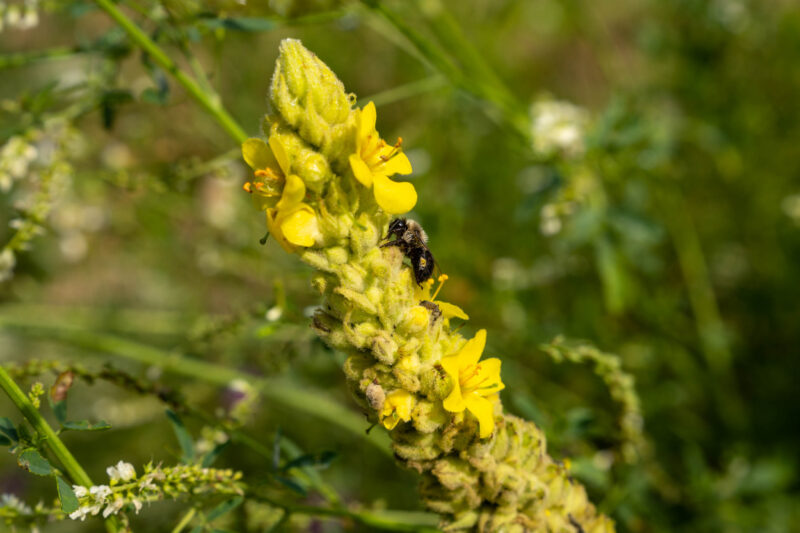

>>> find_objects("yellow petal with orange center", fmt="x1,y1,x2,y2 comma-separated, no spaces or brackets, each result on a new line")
349,153,374,187
464,394,495,438
472,357,504,395
280,206,318,247
373,174,417,214
381,151,413,176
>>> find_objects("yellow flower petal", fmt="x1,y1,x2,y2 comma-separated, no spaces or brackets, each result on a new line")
441,355,465,413
268,135,291,176
381,151,413,176
360,101,377,139
349,153,373,187
474,358,505,395
380,390,415,430
458,329,487,368
280,206,318,247
242,138,276,171
464,394,495,438
276,174,306,210
373,174,417,214
437,301,469,321
266,208,294,253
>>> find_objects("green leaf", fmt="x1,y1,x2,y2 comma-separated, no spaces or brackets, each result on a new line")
52,401,68,425
201,17,278,32
206,496,244,522
141,87,169,105
56,475,79,513
189,527,203,533
274,475,306,496
62,420,112,431
281,451,338,472
0,417,19,443
18,448,53,476
166,410,194,463
0,435,11,446
201,440,229,468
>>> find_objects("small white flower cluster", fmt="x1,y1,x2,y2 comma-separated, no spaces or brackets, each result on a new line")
0,135,37,193
67,461,244,523
530,98,589,160
69,462,141,521
1,493,33,515
1,118,81,283
0,0,39,32
107,460,137,483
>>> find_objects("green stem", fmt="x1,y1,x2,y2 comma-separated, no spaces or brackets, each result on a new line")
252,494,439,532
170,507,196,533
0,366,120,533
93,0,248,144
0,318,393,458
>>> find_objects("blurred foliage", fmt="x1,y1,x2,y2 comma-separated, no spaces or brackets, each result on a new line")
1,0,799,531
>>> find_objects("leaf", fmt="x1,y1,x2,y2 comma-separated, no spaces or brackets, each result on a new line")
201,17,278,32
0,435,11,446
274,475,306,496
166,410,195,463
0,417,18,443
272,428,281,471
141,87,169,105
52,401,68,425
62,420,112,432
18,448,53,476
206,496,244,522
56,476,79,513
281,451,338,472
201,441,229,468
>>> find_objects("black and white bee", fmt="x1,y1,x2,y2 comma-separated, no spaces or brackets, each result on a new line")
381,218,436,285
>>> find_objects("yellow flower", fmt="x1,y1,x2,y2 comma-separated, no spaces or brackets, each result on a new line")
380,389,415,430
241,136,320,252
414,275,469,322
440,329,504,438
348,101,417,214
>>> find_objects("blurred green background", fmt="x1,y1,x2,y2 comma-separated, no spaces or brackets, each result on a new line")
1,0,799,531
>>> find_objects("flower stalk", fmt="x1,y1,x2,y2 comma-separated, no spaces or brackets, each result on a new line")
243,39,615,532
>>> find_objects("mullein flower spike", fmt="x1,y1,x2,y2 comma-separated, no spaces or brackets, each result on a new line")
244,38,615,532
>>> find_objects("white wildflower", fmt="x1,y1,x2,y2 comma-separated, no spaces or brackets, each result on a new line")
107,460,136,482
72,485,88,498
102,499,124,518
89,485,111,503
530,98,589,160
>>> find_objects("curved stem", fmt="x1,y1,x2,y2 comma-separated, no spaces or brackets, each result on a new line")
0,366,120,533
93,0,248,144
0,317,393,459
251,493,439,532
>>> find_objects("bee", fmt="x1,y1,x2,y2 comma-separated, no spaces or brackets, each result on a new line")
380,218,436,285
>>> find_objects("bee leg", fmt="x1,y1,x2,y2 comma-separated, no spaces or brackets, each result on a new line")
380,239,403,249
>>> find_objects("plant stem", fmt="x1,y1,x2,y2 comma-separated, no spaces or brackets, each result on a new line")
0,366,120,533
0,318,393,459
93,0,248,144
170,507,196,533
251,493,439,532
